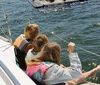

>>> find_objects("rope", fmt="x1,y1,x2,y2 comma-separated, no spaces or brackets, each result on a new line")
42,27,100,57
0,1,99,58
0,0,12,44
0,26,10,39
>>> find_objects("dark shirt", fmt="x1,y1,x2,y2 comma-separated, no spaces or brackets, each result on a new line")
14,38,33,71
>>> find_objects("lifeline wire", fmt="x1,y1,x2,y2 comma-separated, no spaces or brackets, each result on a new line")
42,27,100,57
52,33,100,57
0,26,10,39
0,0,12,44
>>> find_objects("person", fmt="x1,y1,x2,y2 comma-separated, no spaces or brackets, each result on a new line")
26,42,82,85
13,24,39,71
25,34,48,64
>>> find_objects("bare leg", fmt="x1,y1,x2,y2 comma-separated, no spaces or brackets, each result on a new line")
66,65,100,85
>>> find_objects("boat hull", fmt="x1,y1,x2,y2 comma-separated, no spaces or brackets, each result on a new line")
28,0,87,8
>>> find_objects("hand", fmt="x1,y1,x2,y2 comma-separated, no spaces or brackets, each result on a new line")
68,42,75,54
96,65,100,71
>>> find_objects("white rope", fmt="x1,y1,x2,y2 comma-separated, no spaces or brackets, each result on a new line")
42,28,100,57
51,32,100,57
0,26,10,39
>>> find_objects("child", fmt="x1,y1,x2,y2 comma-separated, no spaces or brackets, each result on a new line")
26,42,82,85
13,24,39,71
25,34,48,64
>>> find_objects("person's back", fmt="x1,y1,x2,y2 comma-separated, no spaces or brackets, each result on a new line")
13,24,39,71
26,42,82,85
25,34,48,64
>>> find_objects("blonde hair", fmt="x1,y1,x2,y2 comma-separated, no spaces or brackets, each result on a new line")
24,24,39,39
32,34,48,52
28,42,61,66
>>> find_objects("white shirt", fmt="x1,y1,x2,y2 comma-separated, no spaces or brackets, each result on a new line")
25,49,40,63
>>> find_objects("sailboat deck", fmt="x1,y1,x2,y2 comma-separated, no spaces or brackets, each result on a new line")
0,36,15,63
28,0,83,8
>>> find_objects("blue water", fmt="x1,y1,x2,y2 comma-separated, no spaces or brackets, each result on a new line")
0,0,100,84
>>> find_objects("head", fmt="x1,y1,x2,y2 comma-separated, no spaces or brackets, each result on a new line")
38,42,61,65
24,24,39,39
33,34,48,52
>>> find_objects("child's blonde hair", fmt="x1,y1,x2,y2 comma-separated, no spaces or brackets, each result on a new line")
24,24,39,39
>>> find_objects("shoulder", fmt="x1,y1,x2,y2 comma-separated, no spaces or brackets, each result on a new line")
43,62,56,67
26,49,36,59
19,34,25,38
26,49,32,57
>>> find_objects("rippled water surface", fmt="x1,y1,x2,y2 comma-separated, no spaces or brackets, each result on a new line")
0,0,100,84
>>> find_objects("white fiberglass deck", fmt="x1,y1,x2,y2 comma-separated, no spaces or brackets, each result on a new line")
0,36,15,63
29,0,80,8
0,35,36,85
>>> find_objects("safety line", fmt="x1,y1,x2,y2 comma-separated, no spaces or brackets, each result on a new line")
0,26,10,39
42,27,100,57
0,0,12,44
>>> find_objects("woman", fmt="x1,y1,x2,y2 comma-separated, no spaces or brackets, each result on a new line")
25,34,48,64
13,24,39,71
26,42,82,85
